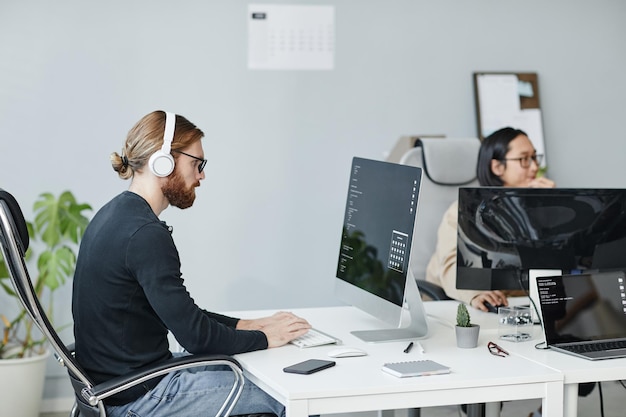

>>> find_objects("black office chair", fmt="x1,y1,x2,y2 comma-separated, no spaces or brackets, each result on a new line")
0,188,245,417
416,279,452,301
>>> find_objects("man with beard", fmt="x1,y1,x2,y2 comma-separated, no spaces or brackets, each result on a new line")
72,110,311,417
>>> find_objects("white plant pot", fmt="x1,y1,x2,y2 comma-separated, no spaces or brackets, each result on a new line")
455,324,480,349
0,350,50,417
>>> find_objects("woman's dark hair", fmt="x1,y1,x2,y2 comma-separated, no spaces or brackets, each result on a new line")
477,127,527,186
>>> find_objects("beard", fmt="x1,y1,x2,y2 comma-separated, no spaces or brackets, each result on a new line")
161,170,199,209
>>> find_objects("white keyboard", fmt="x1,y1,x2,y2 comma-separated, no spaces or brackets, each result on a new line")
289,328,340,348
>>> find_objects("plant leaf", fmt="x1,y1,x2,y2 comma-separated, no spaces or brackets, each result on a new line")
1,280,16,297
1,257,16,295
0,256,8,278
32,191,92,249
33,192,61,248
37,246,75,290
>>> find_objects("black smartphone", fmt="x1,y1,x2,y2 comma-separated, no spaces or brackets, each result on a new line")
283,359,336,375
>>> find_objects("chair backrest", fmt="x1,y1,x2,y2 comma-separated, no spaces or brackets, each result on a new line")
397,138,481,281
0,189,96,395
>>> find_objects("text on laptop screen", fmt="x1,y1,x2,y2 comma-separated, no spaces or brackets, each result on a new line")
537,272,626,344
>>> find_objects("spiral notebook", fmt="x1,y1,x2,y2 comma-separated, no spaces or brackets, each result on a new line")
381,360,451,378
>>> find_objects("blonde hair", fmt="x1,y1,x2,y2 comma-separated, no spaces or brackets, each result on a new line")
111,110,204,179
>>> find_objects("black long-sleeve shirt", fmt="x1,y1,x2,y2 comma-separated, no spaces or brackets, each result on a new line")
72,191,267,404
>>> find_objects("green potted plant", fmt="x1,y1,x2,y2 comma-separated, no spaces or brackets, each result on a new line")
455,303,480,348
0,190,91,417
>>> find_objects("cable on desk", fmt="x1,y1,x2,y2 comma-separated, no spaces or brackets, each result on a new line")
517,276,549,351
426,313,454,329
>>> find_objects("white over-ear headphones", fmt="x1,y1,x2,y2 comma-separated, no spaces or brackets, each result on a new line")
148,111,176,177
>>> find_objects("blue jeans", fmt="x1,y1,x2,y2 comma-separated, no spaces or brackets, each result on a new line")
105,361,285,417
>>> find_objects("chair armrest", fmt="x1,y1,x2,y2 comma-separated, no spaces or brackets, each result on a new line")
417,279,452,301
83,354,244,409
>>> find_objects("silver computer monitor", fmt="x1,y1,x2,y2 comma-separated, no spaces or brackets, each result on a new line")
334,157,429,343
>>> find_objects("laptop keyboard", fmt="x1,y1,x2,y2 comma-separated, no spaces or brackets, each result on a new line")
561,340,626,353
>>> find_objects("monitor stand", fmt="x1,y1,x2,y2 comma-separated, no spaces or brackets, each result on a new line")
351,272,429,343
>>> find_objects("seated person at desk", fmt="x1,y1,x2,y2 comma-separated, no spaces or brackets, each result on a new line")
72,110,311,417
425,127,555,312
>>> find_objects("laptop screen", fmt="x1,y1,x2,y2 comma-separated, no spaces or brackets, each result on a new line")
537,271,626,344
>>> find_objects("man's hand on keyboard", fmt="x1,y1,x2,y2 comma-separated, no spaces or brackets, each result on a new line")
238,311,312,348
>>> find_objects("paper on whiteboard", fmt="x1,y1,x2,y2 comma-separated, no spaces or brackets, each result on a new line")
477,74,546,167
477,74,520,132
507,108,546,167
248,4,335,70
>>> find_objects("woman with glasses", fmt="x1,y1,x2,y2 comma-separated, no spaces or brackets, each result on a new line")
477,126,554,189
428,127,594,416
425,127,555,312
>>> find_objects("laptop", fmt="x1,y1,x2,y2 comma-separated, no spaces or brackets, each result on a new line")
536,271,626,360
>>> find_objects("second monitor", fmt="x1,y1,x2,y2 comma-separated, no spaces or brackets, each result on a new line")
456,187,626,291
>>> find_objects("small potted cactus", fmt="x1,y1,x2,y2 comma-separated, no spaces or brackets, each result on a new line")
455,303,480,348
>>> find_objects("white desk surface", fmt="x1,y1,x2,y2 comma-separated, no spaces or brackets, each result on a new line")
426,299,626,384
426,299,626,417
229,305,563,417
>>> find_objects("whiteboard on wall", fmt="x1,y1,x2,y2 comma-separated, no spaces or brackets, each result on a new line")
473,72,546,167
247,4,335,70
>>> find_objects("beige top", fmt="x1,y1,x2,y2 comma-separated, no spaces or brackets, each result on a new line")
425,201,482,304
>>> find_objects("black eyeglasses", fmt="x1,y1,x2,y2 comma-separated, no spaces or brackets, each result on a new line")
173,150,207,173
501,154,543,169
487,341,509,358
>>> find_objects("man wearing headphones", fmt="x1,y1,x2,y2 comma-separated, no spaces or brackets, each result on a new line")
72,110,311,417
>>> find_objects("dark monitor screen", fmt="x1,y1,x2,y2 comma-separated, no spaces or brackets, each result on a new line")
456,188,626,291
336,157,421,307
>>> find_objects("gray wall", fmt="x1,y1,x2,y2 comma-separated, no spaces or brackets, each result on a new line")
1,0,625,408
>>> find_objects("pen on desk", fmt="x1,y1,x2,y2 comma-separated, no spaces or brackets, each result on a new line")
403,342,414,353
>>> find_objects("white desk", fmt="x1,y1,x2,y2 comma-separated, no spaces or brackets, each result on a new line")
426,300,626,417
230,305,563,417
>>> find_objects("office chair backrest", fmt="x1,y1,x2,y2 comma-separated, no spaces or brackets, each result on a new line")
0,189,97,409
398,138,480,282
